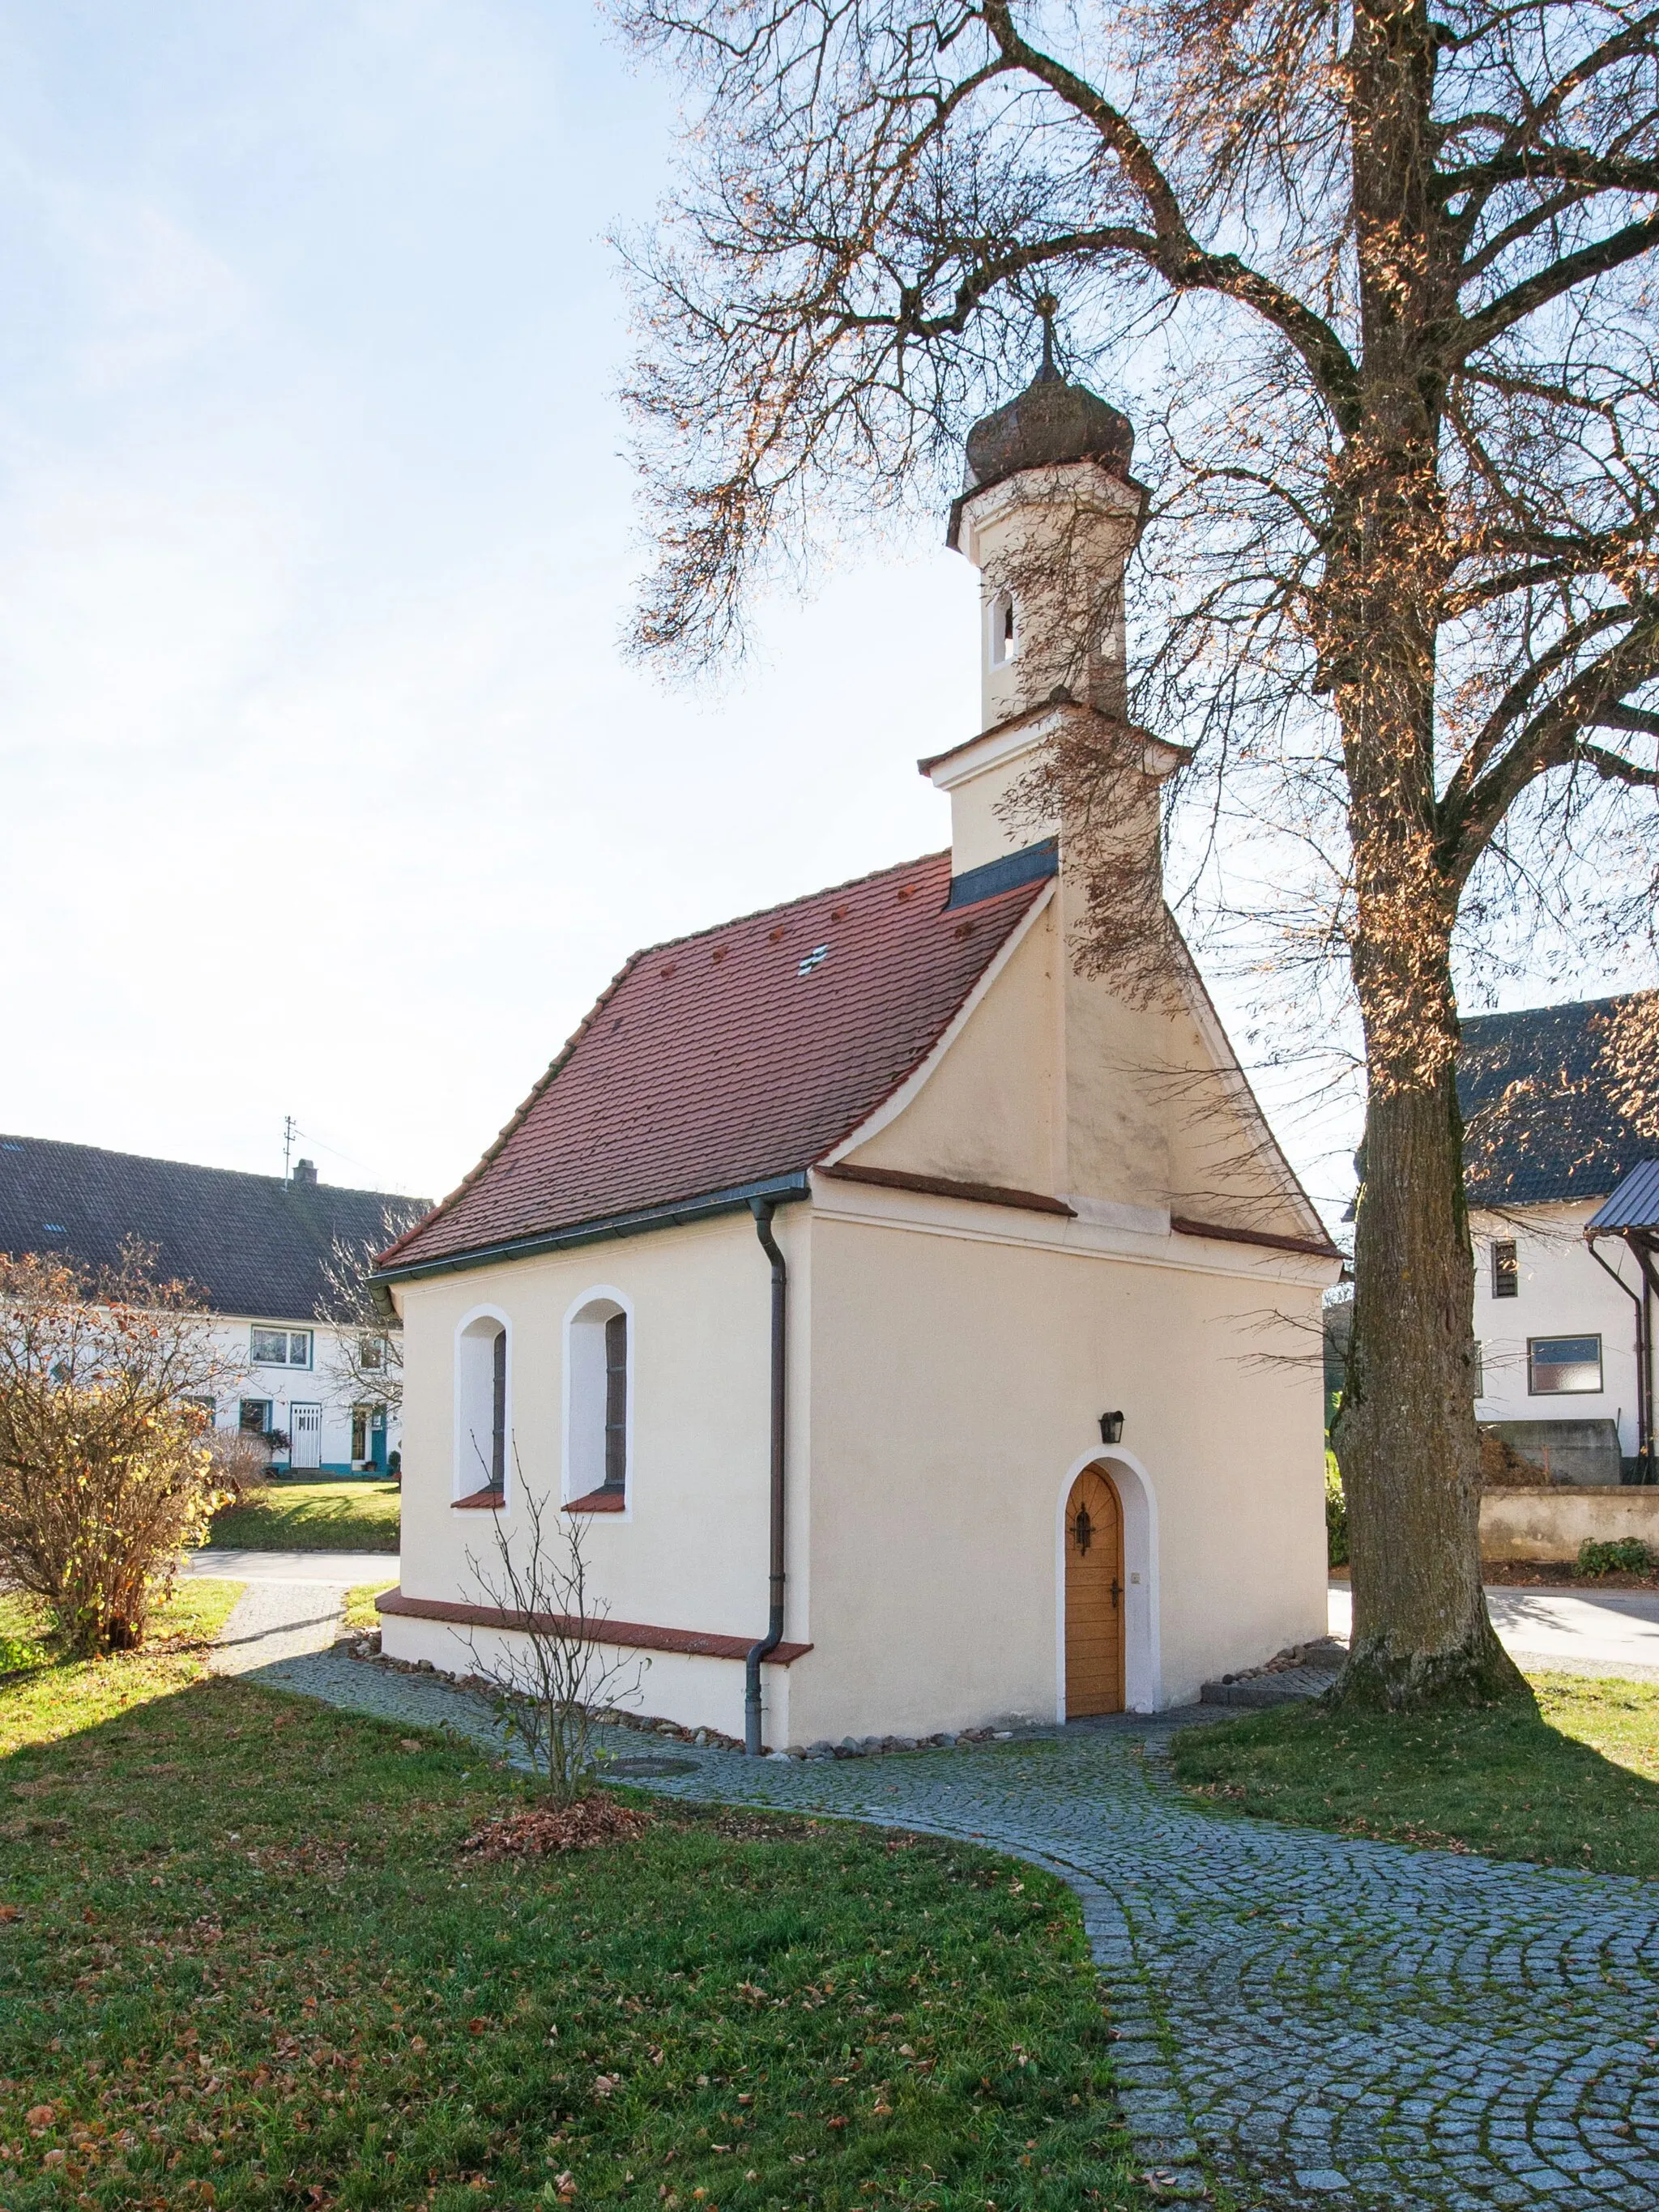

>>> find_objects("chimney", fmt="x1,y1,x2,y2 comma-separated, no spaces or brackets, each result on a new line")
291,1158,318,1188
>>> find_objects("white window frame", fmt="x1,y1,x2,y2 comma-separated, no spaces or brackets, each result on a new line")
250,1326,313,1370
561,1285,633,1516
454,1304,512,1502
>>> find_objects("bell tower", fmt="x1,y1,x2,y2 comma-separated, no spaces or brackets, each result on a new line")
923,330,1185,880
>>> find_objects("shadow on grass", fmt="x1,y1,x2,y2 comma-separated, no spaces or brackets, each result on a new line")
1170,1673,1659,1878
0,1661,1149,2212
209,1477,402,1554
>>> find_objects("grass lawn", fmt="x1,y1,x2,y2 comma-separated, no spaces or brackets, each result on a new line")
1171,1672,1659,1877
0,1583,244,1741
342,1582,397,1634
0,1612,1143,2210
207,1477,401,1553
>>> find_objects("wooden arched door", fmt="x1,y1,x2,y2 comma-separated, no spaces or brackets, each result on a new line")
1064,1466,1125,1716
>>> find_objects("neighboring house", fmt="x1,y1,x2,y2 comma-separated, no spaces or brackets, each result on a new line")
1460,995,1658,1483
0,1136,426,1474
374,366,1341,1750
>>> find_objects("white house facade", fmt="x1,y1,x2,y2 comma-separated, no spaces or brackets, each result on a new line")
0,1136,425,1476
376,367,1341,1750
1461,996,1658,1485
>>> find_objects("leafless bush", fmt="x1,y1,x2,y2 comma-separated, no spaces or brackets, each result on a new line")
0,1247,241,1655
205,1428,275,1501
462,1473,646,1804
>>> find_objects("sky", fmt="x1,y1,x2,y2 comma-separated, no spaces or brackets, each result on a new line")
0,0,1368,1224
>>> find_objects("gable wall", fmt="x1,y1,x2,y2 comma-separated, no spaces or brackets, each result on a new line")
846,901,1058,1192
839,879,1314,1238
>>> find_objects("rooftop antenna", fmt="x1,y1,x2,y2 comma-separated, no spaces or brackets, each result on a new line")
1034,291,1060,381
283,1115,297,1184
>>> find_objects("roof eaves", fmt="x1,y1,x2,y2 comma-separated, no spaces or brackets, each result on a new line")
374,1170,811,1286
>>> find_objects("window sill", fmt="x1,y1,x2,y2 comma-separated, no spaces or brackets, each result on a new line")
563,1488,626,1515
452,1486,505,1511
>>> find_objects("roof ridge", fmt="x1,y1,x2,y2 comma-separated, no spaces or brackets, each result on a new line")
1461,987,1657,1030
625,848,949,965
0,1132,416,1206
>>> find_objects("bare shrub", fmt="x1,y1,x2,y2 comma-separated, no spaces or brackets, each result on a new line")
0,1248,241,1656
461,1474,647,1804
204,1428,275,1501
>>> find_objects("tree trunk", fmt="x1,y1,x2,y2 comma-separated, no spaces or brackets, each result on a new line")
1319,0,1529,1711
1333,910,1530,1709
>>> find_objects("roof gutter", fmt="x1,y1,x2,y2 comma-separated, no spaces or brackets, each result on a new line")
1587,1223,1657,1484
745,1197,789,1756
372,1171,811,1289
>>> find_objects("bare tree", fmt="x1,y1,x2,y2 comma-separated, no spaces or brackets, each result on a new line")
461,1477,647,1803
314,1206,423,1433
616,0,1659,1707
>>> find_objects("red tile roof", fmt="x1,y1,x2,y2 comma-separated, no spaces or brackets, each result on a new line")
380,850,1049,1275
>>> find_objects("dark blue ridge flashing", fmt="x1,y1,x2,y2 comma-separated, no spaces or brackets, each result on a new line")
945,837,1058,910
373,1171,811,1287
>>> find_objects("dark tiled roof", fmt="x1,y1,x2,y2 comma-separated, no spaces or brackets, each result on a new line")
382,849,1049,1275
0,1136,427,1320
1458,991,1658,1207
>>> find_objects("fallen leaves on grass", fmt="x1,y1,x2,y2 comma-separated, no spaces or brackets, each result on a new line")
460,1797,650,1859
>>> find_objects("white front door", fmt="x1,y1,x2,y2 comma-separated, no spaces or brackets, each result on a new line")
291,1402,323,1471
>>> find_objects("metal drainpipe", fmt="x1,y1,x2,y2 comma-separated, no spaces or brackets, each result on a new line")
1587,1234,1651,1479
745,1198,787,1755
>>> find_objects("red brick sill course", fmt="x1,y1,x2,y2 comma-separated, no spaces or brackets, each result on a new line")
1171,1213,1341,1261
451,1486,505,1511
819,1161,1075,1217
563,1488,626,1514
375,1588,812,1666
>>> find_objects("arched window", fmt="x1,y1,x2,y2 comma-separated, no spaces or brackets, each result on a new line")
565,1292,630,1507
457,1311,509,1497
988,590,1017,667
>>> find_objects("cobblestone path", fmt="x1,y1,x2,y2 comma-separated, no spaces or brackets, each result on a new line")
243,1632,1659,2212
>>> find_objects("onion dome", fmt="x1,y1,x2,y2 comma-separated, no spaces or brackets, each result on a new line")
962,370,1135,495
946,361,1137,551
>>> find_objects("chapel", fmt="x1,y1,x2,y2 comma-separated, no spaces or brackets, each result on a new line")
373,364,1340,1748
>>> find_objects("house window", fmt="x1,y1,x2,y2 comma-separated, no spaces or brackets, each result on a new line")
252,1327,313,1368
1471,1341,1484,1398
604,1313,628,1490
988,590,1017,667
239,1398,273,1434
1529,1335,1602,1396
1491,1241,1518,1299
566,1294,630,1502
358,1334,383,1370
456,1314,509,1494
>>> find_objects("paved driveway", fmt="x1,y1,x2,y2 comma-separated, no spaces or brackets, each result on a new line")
1330,1579,1659,1680
186,1548,399,1586
221,1582,1659,2212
